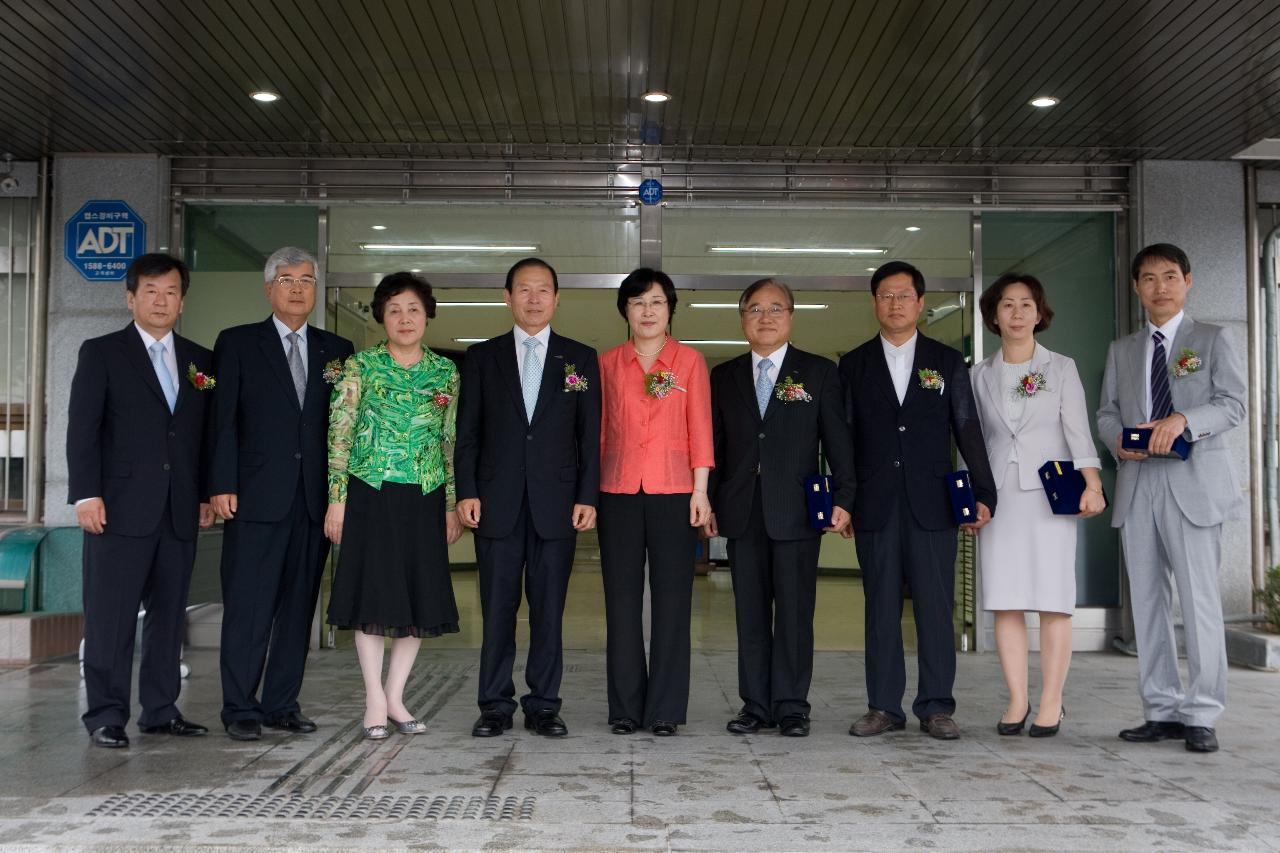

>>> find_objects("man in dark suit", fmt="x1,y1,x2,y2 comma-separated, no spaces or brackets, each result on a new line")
838,261,997,740
455,257,601,738
706,278,855,738
208,247,354,741
68,253,216,748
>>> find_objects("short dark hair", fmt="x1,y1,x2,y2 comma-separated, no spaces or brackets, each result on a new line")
979,272,1054,336
869,260,925,297
738,278,795,312
1131,243,1190,281
616,267,678,320
505,257,559,292
126,253,190,296
371,271,436,324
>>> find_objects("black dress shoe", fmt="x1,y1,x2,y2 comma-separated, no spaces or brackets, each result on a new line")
920,714,961,740
90,725,129,748
1028,705,1065,739
1118,720,1185,742
226,719,262,741
997,705,1031,736
778,715,810,737
726,713,770,734
610,718,638,735
139,716,208,736
524,710,568,737
1184,726,1219,753
263,712,317,733
651,721,677,736
471,711,513,738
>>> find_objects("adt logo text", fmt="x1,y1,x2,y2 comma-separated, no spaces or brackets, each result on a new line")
64,200,147,282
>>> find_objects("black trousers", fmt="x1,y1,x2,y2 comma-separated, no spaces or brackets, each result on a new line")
728,483,821,722
598,490,696,726
474,493,576,716
854,491,958,723
81,500,194,732
218,479,329,724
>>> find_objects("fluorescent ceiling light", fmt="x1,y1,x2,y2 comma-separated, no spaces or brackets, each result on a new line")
371,224,387,231
642,91,671,103
690,302,828,310
1029,95,1060,108
453,338,488,343
409,268,422,273
681,339,749,346
437,301,508,307
866,267,877,272
708,246,884,255
361,243,538,252
250,91,280,102
904,226,921,232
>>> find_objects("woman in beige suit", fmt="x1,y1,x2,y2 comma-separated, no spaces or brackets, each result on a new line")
971,273,1106,737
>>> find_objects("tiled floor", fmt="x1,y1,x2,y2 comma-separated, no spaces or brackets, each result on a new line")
1,640,1278,851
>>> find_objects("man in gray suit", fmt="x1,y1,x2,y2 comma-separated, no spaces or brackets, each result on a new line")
1097,243,1246,754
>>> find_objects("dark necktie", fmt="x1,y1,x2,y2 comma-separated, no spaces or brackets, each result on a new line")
1150,330,1173,421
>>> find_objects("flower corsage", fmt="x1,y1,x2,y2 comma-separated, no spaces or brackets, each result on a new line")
1172,348,1202,378
774,376,813,403
563,363,588,392
321,358,345,384
1014,371,1048,398
431,392,453,409
645,370,685,399
187,363,215,390
917,368,944,394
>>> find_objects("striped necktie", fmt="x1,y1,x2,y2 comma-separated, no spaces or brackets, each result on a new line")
1150,330,1173,421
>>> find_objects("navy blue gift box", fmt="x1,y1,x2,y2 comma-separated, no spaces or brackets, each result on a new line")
1121,427,1191,460
948,470,977,525
1038,460,1108,515
804,474,835,529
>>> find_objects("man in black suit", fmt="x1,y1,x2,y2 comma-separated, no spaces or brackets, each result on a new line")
208,247,354,741
838,261,997,740
455,257,601,738
706,278,855,738
68,253,216,748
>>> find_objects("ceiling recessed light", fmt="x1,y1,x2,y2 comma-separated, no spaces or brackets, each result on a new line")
904,226,921,232
409,268,422,273
866,267,877,272
371,224,387,231
250,91,280,103
708,245,884,255
642,91,672,103
437,301,508,307
1029,96,1060,108
360,243,538,252
690,302,828,310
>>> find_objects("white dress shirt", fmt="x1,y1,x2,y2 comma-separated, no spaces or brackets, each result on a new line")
750,343,789,390
273,315,308,378
513,324,552,373
880,332,918,405
1143,310,1185,421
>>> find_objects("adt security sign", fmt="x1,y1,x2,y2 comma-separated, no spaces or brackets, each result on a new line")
638,178,664,205
65,200,147,281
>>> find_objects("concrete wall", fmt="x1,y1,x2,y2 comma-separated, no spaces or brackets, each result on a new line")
43,155,166,526
1133,160,1253,616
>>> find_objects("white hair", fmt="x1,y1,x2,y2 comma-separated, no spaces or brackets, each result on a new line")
264,247,317,283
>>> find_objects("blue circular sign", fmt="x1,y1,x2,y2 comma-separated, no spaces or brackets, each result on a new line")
64,199,147,281
638,179,664,205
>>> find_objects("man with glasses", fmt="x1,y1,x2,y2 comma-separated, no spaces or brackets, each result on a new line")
705,278,854,738
208,247,354,740
838,261,996,740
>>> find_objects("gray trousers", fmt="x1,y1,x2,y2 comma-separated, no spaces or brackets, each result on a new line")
1120,463,1227,728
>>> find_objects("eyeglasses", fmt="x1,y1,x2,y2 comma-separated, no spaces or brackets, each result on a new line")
274,275,317,289
627,298,668,311
875,292,917,304
740,305,792,318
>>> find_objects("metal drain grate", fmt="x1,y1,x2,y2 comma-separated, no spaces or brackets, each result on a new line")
87,793,535,821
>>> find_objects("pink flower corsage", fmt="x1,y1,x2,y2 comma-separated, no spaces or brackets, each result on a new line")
187,363,215,390
563,364,588,392
773,376,813,403
432,392,453,409
321,358,344,384
645,370,685,399
917,368,944,394
1014,371,1048,398
1172,348,1202,378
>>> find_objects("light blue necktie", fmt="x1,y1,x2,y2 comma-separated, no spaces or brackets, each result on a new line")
755,357,773,417
521,338,542,422
150,341,177,413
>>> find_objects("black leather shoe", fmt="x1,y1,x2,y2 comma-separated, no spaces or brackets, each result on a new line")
920,714,961,740
849,710,906,737
226,719,262,741
610,718,638,735
1184,726,1219,753
651,721,678,736
1028,706,1065,739
997,705,1031,736
471,711,513,738
263,712,317,733
90,725,129,748
139,716,208,736
726,713,770,734
779,715,810,737
1118,720,1185,742
524,710,568,737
